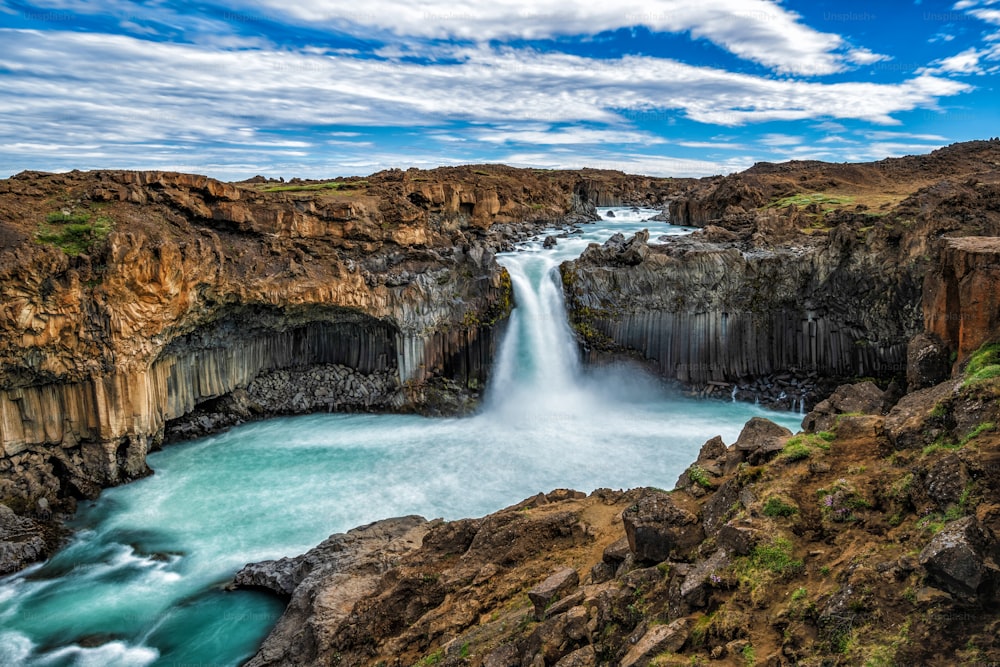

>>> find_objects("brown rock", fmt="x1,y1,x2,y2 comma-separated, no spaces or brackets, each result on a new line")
697,435,727,462
555,644,596,667
717,521,758,556
620,618,690,667
529,567,580,620
885,380,959,450
623,492,703,563
734,417,793,465
802,381,884,433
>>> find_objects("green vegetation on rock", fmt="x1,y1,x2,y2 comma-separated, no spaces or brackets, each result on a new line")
262,180,367,193
963,342,1000,387
36,210,113,256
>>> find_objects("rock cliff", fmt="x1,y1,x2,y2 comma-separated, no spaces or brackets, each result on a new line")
562,140,1000,408
0,165,678,570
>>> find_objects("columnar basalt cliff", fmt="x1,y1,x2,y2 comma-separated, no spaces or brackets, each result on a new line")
562,141,1000,408
0,165,681,571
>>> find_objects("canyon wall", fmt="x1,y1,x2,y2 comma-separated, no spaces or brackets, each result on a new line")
561,231,917,406
4,166,669,515
563,141,1000,406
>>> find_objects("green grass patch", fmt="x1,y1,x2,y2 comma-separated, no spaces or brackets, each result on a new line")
960,421,996,446
779,432,832,461
769,192,855,210
750,537,803,575
262,179,367,193
36,211,113,256
688,464,713,489
963,342,1000,387
763,496,799,518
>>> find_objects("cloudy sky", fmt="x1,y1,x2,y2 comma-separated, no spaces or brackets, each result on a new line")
1,0,998,179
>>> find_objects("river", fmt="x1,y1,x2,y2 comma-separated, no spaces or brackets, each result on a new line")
0,208,802,666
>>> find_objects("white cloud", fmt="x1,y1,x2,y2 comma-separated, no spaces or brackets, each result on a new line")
469,127,665,145
232,0,883,76
863,131,949,141
0,28,970,177
847,48,890,65
933,46,986,72
759,133,802,147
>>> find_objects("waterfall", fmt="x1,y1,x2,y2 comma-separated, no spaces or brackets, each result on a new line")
486,251,586,418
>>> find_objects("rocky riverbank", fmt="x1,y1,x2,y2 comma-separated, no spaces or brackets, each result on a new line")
236,352,1000,665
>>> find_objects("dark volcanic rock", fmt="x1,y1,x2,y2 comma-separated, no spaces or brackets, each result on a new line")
803,381,884,433
907,332,952,391
733,417,792,466
0,504,46,575
885,379,959,450
239,516,430,667
623,491,702,563
919,516,998,598
528,567,580,620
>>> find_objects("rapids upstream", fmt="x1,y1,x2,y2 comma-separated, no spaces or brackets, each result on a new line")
0,208,802,666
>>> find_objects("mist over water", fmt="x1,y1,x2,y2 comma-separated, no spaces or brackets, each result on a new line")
0,209,802,666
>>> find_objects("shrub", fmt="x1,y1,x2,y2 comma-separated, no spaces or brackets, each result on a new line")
688,464,713,489
763,496,799,518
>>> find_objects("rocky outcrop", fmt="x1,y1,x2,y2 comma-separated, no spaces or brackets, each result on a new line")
561,230,916,407
923,236,1000,365
0,503,47,575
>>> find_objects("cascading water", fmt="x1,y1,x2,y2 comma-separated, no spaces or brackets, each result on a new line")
0,208,803,667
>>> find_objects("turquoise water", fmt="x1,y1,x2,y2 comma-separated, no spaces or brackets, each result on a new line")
0,209,803,666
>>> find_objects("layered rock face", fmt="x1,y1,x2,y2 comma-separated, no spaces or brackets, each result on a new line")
0,166,680,551
924,236,1000,365
562,231,915,398
563,140,1000,407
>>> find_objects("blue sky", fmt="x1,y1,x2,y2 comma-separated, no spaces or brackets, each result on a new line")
0,1,998,179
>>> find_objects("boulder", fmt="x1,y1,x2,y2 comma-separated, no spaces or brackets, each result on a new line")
907,332,952,391
528,567,580,620
922,454,969,510
620,618,690,667
919,516,997,597
885,380,959,450
0,504,47,575
623,492,703,563
602,536,632,566
701,479,741,537
233,556,309,596
717,521,759,556
543,235,558,248
802,381,885,433
555,645,596,667
680,549,730,607
697,435,727,462
733,417,792,466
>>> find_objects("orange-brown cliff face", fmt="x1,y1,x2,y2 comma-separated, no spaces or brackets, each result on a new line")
0,166,679,544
